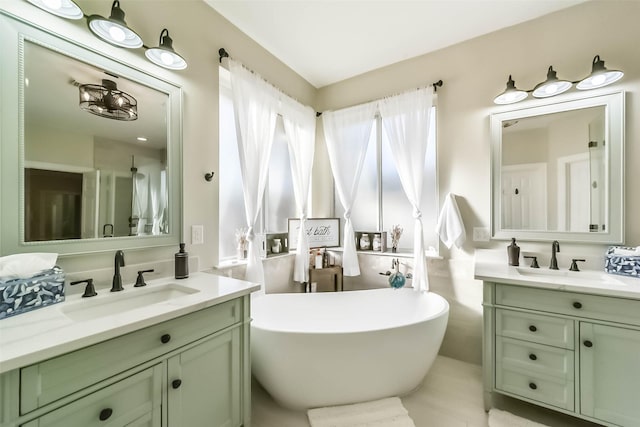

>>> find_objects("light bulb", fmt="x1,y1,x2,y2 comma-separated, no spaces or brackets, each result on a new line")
43,0,62,10
108,25,126,42
160,52,174,65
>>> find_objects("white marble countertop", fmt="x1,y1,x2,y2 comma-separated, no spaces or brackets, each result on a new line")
0,272,260,374
474,249,640,299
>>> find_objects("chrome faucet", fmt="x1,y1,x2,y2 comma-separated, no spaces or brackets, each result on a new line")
550,240,560,270
111,250,125,292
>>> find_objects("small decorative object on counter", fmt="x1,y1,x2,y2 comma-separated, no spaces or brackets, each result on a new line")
373,234,382,251
390,224,403,253
605,246,640,277
235,227,248,260
359,234,371,250
175,243,189,279
272,238,282,254
315,250,323,269
507,237,520,266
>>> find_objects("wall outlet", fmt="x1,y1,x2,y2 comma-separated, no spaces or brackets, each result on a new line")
473,227,490,242
191,225,204,245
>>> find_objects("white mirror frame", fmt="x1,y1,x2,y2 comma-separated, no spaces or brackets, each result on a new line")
0,12,183,256
490,90,624,244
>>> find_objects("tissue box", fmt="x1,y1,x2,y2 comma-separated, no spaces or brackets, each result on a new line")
605,247,640,278
0,267,65,319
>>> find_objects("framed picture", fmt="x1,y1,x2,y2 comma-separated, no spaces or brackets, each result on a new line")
288,218,340,250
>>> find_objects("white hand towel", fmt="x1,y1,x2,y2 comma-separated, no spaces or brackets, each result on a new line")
0,253,58,280
436,193,466,249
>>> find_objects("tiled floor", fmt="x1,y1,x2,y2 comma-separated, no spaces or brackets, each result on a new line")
251,355,603,427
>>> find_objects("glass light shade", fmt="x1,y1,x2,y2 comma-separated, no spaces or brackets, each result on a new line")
26,0,83,19
577,55,623,90
494,75,528,105
532,66,572,98
145,29,187,70
87,1,142,48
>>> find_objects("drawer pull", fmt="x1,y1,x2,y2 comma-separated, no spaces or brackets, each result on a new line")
528,325,537,332
172,379,182,389
529,382,537,390
529,353,537,361
584,340,593,348
99,408,113,421
160,334,171,344
572,301,583,309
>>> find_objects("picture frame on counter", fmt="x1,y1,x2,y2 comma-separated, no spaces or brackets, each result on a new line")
288,218,340,249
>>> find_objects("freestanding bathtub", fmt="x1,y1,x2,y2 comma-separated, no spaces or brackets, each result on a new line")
250,288,449,409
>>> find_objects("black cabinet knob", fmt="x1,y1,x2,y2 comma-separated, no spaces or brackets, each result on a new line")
584,340,593,348
99,408,113,421
529,325,537,332
529,382,537,390
172,379,182,389
160,334,171,344
529,353,537,361
573,301,583,309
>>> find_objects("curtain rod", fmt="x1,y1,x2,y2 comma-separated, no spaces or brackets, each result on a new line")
218,48,443,118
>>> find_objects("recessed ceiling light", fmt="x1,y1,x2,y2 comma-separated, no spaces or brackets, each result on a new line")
137,137,148,142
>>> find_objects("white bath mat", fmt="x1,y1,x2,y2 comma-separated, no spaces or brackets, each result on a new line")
307,397,415,427
488,408,551,427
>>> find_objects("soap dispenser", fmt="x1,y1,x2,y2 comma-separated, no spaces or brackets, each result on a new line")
507,238,520,266
175,243,189,279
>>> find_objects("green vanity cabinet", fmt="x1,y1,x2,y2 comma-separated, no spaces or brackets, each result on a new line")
579,322,640,426
483,282,640,427
1,295,251,427
167,328,241,427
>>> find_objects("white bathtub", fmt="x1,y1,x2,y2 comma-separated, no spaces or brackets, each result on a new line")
250,288,449,409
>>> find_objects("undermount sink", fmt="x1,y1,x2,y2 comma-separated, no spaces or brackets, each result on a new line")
516,267,625,286
61,283,200,321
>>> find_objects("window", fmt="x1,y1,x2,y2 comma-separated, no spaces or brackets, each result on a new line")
335,109,437,252
218,67,296,261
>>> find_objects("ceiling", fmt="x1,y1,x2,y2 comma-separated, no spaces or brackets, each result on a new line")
205,0,587,88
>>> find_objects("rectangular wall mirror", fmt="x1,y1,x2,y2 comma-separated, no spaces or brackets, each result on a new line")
490,91,624,244
0,12,183,256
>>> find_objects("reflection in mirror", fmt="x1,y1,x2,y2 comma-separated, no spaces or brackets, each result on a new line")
491,91,624,244
501,106,605,232
24,41,169,242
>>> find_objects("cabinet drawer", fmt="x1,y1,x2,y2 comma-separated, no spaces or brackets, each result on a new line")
496,336,574,380
21,299,240,414
496,366,574,411
496,308,574,349
495,284,640,327
22,365,162,427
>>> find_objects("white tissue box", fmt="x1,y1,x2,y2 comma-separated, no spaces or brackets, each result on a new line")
605,247,640,278
0,267,65,319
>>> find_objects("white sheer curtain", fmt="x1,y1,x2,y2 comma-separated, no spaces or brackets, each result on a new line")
229,59,279,289
379,87,434,292
281,97,316,283
323,102,377,276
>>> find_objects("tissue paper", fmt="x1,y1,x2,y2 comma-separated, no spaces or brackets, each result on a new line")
0,253,58,280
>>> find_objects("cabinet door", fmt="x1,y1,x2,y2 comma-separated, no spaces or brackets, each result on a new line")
167,328,241,427
580,322,640,426
21,365,162,427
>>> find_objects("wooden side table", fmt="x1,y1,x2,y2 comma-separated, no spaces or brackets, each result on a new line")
305,266,343,292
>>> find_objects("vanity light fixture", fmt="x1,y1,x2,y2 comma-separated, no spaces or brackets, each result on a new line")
576,55,624,90
532,66,572,98
87,1,143,49
26,0,83,19
24,0,188,70
145,29,188,70
494,55,624,105
79,79,138,121
493,75,528,105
